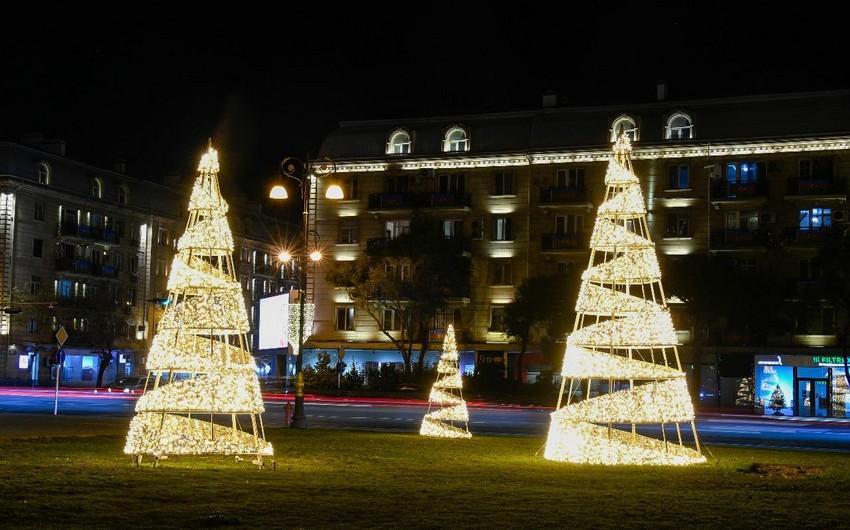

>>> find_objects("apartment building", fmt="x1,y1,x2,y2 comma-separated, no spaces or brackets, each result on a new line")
305,86,850,416
0,135,294,387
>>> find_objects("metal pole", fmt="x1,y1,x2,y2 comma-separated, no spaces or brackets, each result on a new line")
53,353,61,415
290,161,310,429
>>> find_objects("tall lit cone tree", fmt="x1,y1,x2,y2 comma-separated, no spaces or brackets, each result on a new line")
124,144,274,468
544,133,705,465
420,324,471,438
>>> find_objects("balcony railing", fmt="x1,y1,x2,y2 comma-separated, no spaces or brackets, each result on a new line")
709,229,766,249
711,180,768,200
783,227,835,245
542,232,585,250
539,187,591,204
368,193,418,210
786,177,847,196
420,192,471,209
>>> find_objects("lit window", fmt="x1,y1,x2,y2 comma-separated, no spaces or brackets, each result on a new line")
726,161,764,183
387,130,411,154
799,207,832,230
666,113,693,140
385,219,410,239
492,217,513,241
489,306,507,332
443,126,469,152
610,116,638,142
441,219,463,239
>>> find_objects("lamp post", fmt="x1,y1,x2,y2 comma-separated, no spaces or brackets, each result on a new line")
270,156,342,429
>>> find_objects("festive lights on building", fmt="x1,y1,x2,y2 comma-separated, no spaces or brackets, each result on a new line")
124,144,274,468
544,133,705,466
420,324,471,439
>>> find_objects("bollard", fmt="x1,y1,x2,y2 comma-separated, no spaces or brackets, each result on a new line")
284,402,293,426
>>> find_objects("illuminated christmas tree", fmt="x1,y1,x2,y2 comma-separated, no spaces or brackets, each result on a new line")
124,144,274,468
768,384,787,415
420,324,471,438
544,133,705,465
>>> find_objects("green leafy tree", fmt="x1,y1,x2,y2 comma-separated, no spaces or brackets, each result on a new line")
326,214,472,380
503,272,579,383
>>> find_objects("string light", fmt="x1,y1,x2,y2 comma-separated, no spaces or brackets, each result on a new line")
124,145,274,466
544,133,705,466
420,324,472,438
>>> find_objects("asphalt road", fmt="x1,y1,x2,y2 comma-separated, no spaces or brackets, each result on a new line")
2,387,850,453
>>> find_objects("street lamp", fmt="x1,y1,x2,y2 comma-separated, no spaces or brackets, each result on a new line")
270,155,342,429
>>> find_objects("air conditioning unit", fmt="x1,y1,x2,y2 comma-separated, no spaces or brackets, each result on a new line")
758,212,776,224
835,210,849,222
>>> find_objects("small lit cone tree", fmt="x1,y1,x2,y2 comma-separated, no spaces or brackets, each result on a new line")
768,384,787,415
124,144,274,468
544,133,705,465
420,324,471,438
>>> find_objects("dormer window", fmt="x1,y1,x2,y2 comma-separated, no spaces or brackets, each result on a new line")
118,185,129,205
37,162,51,184
443,126,469,152
387,129,412,154
610,116,638,142
91,177,103,199
666,112,694,140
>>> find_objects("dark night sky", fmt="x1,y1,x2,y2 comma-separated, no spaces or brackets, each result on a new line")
3,5,847,202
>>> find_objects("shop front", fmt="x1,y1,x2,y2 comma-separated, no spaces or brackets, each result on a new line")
755,354,849,418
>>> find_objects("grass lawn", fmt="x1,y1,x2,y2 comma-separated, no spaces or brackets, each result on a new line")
0,427,848,529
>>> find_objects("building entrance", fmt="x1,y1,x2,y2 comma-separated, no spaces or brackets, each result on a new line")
796,378,829,417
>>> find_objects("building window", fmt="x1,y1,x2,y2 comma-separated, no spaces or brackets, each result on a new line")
387,130,411,154
33,202,45,222
385,219,411,239
493,171,514,196
386,175,410,193
336,306,355,331
118,185,129,205
610,115,638,142
56,279,73,299
342,177,358,200
37,162,50,184
382,309,402,331
127,288,137,307
27,318,38,333
554,214,582,235
556,168,585,188
492,261,513,285
339,218,359,244
113,254,122,271
489,306,507,332
666,213,690,237
91,177,103,199
492,217,513,241
157,227,170,245
799,207,832,230
437,173,465,193
30,276,41,295
433,308,461,329
156,259,167,277
472,220,484,240
668,164,690,189
555,261,575,275
799,157,833,179
385,262,410,281
726,161,764,183
32,238,44,258
443,126,469,153
665,113,693,140
129,255,139,274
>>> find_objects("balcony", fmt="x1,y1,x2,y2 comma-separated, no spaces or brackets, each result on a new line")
709,229,767,250
367,193,418,211
55,257,92,275
419,192,471,211
783,227,834,246
785,177,847,200
542,232,585,251
253,264,278,276
538,187,593,210
710,328,766,346
711,179,768,201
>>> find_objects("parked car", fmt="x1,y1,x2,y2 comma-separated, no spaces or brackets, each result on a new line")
105,376,147,394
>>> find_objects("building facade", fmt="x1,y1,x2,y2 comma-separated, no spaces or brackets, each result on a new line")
305,87,850,416
0,135,294,387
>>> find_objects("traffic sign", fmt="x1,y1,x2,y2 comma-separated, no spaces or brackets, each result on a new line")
54,349,65,364
56,326,68,347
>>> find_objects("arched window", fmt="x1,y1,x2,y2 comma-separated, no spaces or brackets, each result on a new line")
443,126,469,152
37,162,50,184
610,116,638,142
118,185,129,205
387,129,412,154
666,112,694,140
91,177,103,199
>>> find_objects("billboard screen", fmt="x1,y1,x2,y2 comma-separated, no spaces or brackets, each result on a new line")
258,293,289,350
